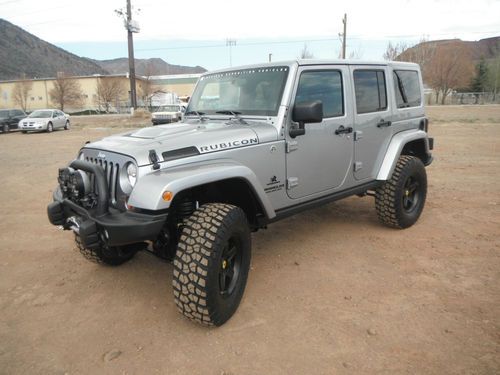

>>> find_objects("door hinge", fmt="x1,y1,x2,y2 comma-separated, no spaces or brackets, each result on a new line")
354,131,363,141
286,140,299,153
354,162,363,172
287,177,299,189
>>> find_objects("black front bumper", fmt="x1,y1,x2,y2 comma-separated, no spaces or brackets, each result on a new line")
48,160,167,249
152,118,174,125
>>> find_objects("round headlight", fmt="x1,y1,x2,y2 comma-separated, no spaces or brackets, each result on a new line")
126,163,137,187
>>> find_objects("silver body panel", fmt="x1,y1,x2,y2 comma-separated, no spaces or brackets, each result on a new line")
79,59,431,219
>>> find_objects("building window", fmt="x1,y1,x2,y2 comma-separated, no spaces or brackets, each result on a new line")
31,97,35,101
38,96,43,101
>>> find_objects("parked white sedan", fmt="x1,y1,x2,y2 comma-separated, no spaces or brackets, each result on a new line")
19,109,70,133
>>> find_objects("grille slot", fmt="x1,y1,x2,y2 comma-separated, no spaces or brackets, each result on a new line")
85,157,120,205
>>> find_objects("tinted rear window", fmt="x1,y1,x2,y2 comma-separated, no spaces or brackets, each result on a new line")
393,70,421,108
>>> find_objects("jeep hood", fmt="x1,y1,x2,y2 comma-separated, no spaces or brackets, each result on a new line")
84,121,278,166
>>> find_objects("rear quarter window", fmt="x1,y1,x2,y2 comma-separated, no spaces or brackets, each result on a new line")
393,70,421,108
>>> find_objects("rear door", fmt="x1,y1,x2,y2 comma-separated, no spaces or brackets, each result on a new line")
351,66,393,181
285,66,353,199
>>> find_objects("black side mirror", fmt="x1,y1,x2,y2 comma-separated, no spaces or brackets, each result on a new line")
290,100,323,138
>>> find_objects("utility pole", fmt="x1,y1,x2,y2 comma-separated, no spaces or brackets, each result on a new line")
126,0,137,109
116,1,139,110
226,39,237,67
268,53,272,62
341,13,347,59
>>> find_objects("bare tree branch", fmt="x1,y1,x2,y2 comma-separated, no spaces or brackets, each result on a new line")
299,44,314,59
12,76,33,112
96,77,125,113
49,73,84,111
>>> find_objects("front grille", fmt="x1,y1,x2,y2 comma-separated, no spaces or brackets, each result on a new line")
85,157,120,205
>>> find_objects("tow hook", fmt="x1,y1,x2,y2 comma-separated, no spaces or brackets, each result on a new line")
66,216,81,234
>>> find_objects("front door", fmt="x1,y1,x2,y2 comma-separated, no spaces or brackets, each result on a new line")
286,66,353,199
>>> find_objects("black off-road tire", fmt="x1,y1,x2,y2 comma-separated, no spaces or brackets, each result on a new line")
75,235,140,266
64,120,70,130
47,122,53,133
375,155,427,229
173,203,251,326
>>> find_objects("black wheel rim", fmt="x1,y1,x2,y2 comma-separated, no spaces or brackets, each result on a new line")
402,176,420,213
219,237,242,297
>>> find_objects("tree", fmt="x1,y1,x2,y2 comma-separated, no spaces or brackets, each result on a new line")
49,74,84,111
486,56,500,100
96,77,125,113
140,62,159,109
425,41,473,104
299,44,314,59
12,78,33,112
383,41,409,61
471,58,489,92
398,37,436,80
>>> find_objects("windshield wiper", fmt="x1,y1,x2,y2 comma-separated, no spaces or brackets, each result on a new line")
185,111,205,116
215,110,242,116
215,110,248,124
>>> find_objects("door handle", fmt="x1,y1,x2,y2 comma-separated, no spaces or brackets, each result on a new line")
377,119,392,128
335,125,353,135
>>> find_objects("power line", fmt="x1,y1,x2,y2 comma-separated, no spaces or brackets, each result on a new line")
134,31,499,53
136,38,339,52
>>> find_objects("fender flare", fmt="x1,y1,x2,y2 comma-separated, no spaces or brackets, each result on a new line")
127,160,276,219
377,130,432,181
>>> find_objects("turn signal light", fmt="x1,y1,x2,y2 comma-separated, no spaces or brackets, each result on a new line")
162,191,173,201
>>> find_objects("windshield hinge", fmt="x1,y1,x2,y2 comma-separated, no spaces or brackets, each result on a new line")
287,177,299,189
286,140,299,153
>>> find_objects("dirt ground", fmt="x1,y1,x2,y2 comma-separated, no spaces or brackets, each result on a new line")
0,105,499,374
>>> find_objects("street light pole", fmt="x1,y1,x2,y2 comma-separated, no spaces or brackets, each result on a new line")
226,39,237,67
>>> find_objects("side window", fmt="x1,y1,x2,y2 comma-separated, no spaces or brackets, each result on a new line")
295,70,344,118
52,112,58,118
353,70,387,114
393,70,421,108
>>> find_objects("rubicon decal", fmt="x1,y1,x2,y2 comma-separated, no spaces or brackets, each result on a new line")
198,138,259,153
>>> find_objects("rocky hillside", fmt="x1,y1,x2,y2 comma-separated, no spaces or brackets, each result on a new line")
95,58,206,76
0,18,107,80
0,19,206,81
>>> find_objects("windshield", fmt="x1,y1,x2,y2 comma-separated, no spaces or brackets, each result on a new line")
155,105,180,112
28,111,52,118
28,110,52,118
0,110,8,117
187,66,289,116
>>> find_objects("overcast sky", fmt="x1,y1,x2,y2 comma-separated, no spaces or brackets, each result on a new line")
1,0,499,70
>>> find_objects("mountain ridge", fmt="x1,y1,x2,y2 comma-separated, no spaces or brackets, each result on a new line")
0,19,206,81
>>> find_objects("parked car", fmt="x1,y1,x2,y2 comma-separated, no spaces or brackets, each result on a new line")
19,109,70,133
0,109,27,133
151,104,186,125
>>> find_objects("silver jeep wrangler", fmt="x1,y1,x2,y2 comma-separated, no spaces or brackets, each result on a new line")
48,60,433,326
